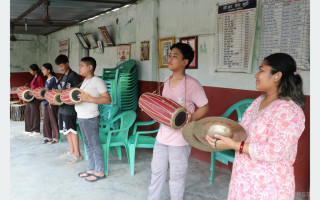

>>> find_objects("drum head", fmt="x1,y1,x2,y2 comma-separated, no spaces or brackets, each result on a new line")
56,95,62,103
40,90,46,98
23,91,33,100
175,112,187,127
71,90,82,102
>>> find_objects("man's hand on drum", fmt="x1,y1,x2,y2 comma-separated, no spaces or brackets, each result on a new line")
186,111,193,124
78,91,92,102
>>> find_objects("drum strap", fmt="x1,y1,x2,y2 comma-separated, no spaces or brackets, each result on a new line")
152,75,187,108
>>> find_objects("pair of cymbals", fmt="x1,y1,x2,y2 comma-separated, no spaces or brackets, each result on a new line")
182,117,247,152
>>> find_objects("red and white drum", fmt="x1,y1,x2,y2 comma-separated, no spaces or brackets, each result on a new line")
60,88,83,105
139,92,188,129
16,86,34,102
33,87,46,100
44,89,63,105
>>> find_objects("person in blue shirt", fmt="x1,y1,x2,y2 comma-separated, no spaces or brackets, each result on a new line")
41,63,60,144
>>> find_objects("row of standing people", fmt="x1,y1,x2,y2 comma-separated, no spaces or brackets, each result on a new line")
22,42,306,199
23,54,111,182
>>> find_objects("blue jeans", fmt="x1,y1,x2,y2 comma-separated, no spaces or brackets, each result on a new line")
78,116,104,173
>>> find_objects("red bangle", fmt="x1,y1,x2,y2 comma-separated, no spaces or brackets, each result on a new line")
239,141,245,154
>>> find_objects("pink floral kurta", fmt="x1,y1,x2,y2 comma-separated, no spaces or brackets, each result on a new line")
228,95,305,200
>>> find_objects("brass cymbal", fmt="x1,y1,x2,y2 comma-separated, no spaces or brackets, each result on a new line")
182,117,247,152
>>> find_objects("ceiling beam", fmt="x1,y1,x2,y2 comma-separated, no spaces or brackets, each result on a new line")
14,24,68,27
65,0,135,4
12,0,45,24
44,0,138,36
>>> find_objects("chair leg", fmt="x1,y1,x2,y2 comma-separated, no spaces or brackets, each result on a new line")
110,147,115,156
102,144,109,176
115,146,122,160
59,132,62,143
83,143,88,161
123,143,130,165
129,144,135,176
210,152,216,184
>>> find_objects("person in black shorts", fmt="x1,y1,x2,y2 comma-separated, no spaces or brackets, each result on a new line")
55,54,83,164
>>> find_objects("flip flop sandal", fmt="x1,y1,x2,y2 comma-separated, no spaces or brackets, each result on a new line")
78,171,93,178
85,174,106,182
48,140,58,144
42,139,51,144
60,151,72,158
67,155,83,164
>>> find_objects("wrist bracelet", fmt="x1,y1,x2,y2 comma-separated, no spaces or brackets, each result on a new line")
239,141,245,154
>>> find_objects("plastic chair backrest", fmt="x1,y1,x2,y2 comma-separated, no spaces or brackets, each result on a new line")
220,99,254,122
110,111,137,141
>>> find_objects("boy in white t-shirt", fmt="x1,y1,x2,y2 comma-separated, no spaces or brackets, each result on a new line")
75,57,111,182
148,43,210,200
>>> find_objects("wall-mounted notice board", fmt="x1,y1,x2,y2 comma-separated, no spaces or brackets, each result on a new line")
258,0,310,70
216,0,258,73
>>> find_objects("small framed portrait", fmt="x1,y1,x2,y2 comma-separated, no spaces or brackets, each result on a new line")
98,26,114,46
75,33,90,49
117,44,131,62
180,36,198,69
140,41,150,61
85,33,98,49
158,37,175,68
97,40,104,53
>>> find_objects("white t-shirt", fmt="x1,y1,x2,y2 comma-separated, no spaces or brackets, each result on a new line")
75,76,108,119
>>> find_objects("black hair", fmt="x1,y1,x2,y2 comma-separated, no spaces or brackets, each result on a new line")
264,53,306,108
29,64,41,85
170,42,194,69
55,54,69,65
42,63,56,77
81,56,97,72
29,64,41,74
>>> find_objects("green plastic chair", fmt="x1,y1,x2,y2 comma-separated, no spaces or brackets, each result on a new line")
128,120,160,175
99,110,137,175
209,99,254,184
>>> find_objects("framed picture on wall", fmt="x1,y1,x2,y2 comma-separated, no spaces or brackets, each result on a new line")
58,39,69,57
117,44,131,62
158,37,175,68
75,33,90,49
140,41,150,61
97,41,104,53
180,36,198,69
98,26,114,46
85,33,98,49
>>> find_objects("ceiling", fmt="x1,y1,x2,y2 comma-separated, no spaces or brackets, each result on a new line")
10,0,138,36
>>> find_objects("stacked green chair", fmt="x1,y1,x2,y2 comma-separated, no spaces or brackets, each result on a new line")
209,99,254,184
101,59,139,112
100,69,121,122
118,60,138,112
128,120,160,175
99,110,137,175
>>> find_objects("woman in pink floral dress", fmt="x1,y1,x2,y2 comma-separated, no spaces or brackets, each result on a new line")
206,53,306,200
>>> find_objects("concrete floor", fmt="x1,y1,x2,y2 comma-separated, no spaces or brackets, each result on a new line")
10,120,307,200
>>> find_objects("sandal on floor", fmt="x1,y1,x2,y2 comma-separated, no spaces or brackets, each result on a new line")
67,155,83,164
85,174,106,182
78,171,93,178
48,140,58,144
60,151,72,158
42,139,51,144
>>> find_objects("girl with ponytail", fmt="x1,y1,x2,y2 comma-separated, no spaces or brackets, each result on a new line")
41,63,60,144
24,64,44,136
206,53,306,199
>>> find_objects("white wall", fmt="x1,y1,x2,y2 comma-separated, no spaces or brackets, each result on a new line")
10,34,48,72
10,0,310,95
